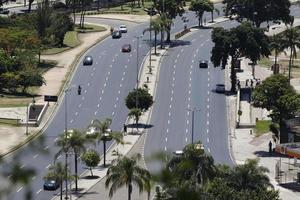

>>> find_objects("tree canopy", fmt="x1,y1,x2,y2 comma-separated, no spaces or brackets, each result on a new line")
189,0,213,27
223,0,292,27
125,88,154,111
211,22,270,92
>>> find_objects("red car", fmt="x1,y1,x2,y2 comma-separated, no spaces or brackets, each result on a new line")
122,44,131,52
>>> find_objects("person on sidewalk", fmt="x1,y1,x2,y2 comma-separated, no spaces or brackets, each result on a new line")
269,140,273,155
246,79,249,87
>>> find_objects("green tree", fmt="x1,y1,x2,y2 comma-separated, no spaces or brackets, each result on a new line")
125,88,154,111
143,17,162,55
105,153,151,200
128,108,142,125
189,0,212,27
50,13,74,47
280,22,300,81
269,34,285,68
81,149,100,177
223,0,292,27
252,74,300,142
154,0,185,43
44,162,71,200
211,22,270,92
18,69,45,93
89,118,124,167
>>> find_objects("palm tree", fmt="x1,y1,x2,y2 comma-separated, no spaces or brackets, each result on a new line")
64,129,86,192
105,153,151,200
55,129,86,193
281,20,300,82
89,118,125,167
128,108,142,126
143,18,162,55
158,14,172,48
44,162,71,200
269,34,285,70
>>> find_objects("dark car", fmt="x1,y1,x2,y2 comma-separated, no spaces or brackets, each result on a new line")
83,56,93,65
43,179,60,190
216,84,225,93
199,60,208,68
122,44,131,52
0,8,9,14
112,30,122,39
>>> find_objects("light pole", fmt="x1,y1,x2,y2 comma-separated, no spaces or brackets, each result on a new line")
101,129,112,167
63,85,79,199
135,35,143,109
188,107,200,144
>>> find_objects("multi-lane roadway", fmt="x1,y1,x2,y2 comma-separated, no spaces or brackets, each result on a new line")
3,2,300,200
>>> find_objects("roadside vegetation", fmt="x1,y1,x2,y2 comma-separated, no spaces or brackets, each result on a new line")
254,120,272,137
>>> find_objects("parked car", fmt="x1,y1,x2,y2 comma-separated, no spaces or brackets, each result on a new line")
216,84,225,93
0,8,9,14
43,179,60,190
112,30,122,39
122,44,131,52
83,55,93,65
119,25,127,33
199,60,208,68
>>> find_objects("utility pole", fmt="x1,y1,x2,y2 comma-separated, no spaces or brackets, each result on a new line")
188,108,200,144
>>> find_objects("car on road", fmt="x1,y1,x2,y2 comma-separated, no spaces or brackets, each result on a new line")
43,179,60,190
173,150,184,156
112,30,122,39
216,84,225,93
119,25,127,33
83,55,93,65
122,44,131,52
86,126,100,137
199,60,208,68
0,8,9,14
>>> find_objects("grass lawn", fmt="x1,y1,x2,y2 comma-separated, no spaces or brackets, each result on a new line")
42,24,106,55
75,24,107,33
0,118,20,127
85,1,154,15
254,120,272,137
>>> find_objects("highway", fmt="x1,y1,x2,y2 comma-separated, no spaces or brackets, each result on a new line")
2,4,224,199
3,2,300,199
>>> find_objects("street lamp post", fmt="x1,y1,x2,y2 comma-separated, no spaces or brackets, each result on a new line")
188,108,200,144
135,35,143,109
101,129,112,167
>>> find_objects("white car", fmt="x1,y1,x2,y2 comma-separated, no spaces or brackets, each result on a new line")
119,25,127,33
86,126,100,137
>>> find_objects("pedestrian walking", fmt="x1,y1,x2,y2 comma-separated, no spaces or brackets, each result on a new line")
237,80,241,89
245,79,249,87
250,79,253,87
269,140,273,154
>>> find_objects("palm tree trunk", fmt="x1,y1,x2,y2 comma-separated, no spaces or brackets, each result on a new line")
75,153,78,191
211,11,214,22
154,31,157,54
198,15,201,27
73,0,76,24
60,179,63,200
288,47,293,82
230,57,237,93
128,183,132,200
103,141,107,167
160,28,163,49
166,26,171,43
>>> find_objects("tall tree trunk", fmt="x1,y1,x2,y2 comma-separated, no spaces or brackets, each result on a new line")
138,0,140,7
230,57,237,93
90,167,93,176
166,25,171,43
198,15,201,27
160,28,163,49
60,179,63,200
75,153,78,191
279,118,288,143
73,0,76,24
128,183,132,200
154,31,157,54
288,47,293,82
211,11,214,22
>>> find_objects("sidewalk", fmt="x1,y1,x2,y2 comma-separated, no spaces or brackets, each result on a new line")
227,20,300,200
